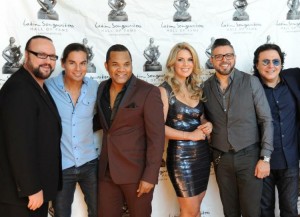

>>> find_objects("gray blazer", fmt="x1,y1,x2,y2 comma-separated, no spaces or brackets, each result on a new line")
203,69,273,157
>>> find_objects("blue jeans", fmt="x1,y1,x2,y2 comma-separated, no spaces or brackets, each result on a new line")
53,158,98,217
261,167,299,217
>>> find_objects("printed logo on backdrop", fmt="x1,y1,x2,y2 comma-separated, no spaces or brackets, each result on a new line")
159,164,168,182
22,1,74,35
94,0,142,35
220,1,263,34
108,0,128,21
143,38,162,72
287,0,300,20
37,0,59,20
137,73,164,86
204,37,215,70
2,37,22,75
276,0,300,32
233,0,249,21
173,0,191,22
82,38,96,74
161,0,203,34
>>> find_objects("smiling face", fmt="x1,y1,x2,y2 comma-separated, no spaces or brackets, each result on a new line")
174,49,194,81
256,49,282,86
24,38,56,81
62,51,88,83
210,45,236,76
105,51,132,89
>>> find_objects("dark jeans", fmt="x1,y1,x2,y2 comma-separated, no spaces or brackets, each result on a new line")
261,167,299,217
213,144,262,217
53,158,98,217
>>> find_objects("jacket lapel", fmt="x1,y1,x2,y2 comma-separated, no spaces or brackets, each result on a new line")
22,68,61,124
110,75,137,130
97,81,109,130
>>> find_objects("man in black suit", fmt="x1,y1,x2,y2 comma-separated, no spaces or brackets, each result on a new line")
253,43,300,217
0,35,62,217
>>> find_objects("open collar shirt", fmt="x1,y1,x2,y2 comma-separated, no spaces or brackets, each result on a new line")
46,72,99,170
262,76,298,169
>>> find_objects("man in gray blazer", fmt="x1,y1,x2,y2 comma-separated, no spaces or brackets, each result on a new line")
203,38,273,217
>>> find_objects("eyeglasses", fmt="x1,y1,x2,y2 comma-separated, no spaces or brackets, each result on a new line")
27,50,58,61
211,53,235,61
261,59,281,67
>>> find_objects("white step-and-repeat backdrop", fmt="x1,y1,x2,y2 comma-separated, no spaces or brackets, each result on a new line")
1,0,300,216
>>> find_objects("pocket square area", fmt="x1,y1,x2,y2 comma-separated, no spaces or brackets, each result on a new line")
125,102,137,108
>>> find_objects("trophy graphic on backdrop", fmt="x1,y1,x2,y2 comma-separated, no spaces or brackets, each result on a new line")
266,35,271,44
108,0,128,21
82,38,96,73
2,37,22,74
37,0,59,20
173,0,191,22
287,0,300,20
232,0,249,21
205,37,215,69
143,38,162,71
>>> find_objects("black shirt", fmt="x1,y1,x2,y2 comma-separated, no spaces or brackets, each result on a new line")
100,76,132,128
263,77,298,169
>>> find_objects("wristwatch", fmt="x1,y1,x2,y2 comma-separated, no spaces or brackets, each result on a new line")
260,156,271,163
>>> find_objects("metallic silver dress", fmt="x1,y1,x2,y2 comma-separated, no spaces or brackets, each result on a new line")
161,82,210,197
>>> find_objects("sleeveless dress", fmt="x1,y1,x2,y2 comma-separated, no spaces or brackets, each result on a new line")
160,81,210,197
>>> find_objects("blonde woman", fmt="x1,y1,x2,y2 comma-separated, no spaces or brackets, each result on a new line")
159,42,212,217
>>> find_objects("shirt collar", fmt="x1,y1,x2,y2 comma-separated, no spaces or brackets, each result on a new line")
262,74,285,89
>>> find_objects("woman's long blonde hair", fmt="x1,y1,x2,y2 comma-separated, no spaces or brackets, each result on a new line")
164,42,203,100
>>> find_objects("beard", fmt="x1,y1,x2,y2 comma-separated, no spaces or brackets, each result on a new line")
32,64,54,80
214,61,235,76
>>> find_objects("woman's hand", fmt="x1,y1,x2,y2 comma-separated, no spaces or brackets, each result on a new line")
198,122,213,136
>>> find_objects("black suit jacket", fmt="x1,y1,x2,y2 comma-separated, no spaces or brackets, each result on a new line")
281,68,300,157
0,67,62,205
96,75,165,185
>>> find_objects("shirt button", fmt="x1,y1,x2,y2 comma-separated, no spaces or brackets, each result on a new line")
276,101,279,103
282,135,284,138
224,109,226,112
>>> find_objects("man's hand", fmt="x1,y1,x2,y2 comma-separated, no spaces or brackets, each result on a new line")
28,190,44,211
137,180,154,197
254,160,270,179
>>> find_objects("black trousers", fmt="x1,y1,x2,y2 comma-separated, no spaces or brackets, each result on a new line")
0,202,48,217
212,144,263,217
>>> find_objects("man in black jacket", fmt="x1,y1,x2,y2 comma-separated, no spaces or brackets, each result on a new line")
0,35,62,217
253,43,300,217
